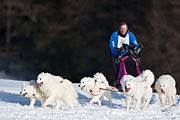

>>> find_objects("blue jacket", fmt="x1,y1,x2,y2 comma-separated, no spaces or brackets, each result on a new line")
109,30,138,56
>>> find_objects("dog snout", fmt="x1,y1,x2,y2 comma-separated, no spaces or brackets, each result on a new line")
20,92,22,94
78,84,80,87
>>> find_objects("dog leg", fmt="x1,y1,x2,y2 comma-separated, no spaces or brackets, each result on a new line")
70,103,74,110
42,97,54,107
160,94,165,106
143,99,150,109
54,100,60,110
126,99,131,111
135,99,141,110
97,99,102,107
126,96,132,111
29,98,36,107
40,97,46,106
89,96,99,106
89,97,96,105
172,95,176,105
168,96,172,106
104,91,112,106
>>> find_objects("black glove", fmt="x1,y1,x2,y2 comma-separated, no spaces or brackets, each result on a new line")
134,46,141,54
122,43,129,50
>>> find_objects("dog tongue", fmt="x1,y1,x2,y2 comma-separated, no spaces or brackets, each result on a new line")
161,90,165,94
23,93,27,96
37,82,43,88
81,85,85,90
125,88,130,92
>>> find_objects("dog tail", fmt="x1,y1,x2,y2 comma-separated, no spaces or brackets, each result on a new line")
141,70,155,87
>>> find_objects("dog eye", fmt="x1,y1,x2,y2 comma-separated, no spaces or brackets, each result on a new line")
40,78,42,80
163,85,165,87
24,89,26,91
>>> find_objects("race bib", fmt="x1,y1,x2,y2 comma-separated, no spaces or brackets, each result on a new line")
117,34,129,48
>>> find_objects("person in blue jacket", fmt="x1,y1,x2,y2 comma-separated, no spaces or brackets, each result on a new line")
109,22,140,87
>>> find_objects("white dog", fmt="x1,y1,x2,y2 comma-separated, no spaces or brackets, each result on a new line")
80,72,112,107
120,70,154,110
136,70,154,108
20,80,46,107
36,72,77,110
155,75,176,106
93,72,111,89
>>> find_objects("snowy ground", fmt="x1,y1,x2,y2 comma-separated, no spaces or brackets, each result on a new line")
0,79,180,120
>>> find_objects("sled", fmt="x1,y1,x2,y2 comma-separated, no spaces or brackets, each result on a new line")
114,43,143,90
116,55,141,83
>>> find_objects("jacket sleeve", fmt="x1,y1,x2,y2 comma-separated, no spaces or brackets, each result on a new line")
109,32,118,56
129,32,139,46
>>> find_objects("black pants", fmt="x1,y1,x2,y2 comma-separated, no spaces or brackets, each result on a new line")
111,55,121,81
124,56,138,77
111,55,123,90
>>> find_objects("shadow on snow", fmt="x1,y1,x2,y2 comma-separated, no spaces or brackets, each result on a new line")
0,90,41,106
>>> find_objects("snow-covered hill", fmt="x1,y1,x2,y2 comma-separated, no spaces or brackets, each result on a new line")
0,79,180,120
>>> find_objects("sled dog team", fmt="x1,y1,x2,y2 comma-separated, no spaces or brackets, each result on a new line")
20,70,177,111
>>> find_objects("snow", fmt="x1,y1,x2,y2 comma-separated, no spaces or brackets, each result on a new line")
0,79,180,120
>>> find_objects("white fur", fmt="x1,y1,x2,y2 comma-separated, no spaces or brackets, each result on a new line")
36,72,77,110
80,72,112,107
93,72,110,88
136,70,155,85
120,69,154,110
155,75,176,106
20,80,46,107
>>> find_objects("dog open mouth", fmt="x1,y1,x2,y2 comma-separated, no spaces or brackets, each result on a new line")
125,88,131,92
81,85,86,90
161,89,165,94
22,93,27,97
37,82,43,88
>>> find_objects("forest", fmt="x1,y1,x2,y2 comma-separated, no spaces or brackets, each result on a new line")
0,0,180,93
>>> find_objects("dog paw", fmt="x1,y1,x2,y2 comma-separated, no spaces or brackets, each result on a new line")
29,105,35,108
89,102,93,105
52,107,59,110
172,104,176,106
161,104,165,107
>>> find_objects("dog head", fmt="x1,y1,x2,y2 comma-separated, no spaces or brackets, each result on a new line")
120,75,135,92
79,77,95,91
93,78,107,89
20,80,37,98
93,72,107,81
157,80,167,94
120,75,135,93
36,72,52,88
123,78,135,93
93,72,110,88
